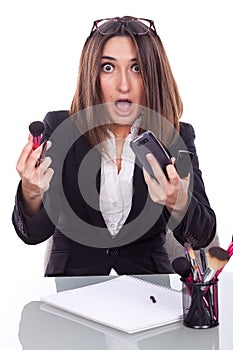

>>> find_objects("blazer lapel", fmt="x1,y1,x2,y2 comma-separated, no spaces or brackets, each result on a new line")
124,163,148,224
73,137,107,228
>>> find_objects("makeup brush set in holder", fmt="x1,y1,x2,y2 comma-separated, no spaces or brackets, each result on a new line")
172,241,233,329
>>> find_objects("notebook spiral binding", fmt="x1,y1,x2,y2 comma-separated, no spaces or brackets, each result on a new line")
125,275,181,294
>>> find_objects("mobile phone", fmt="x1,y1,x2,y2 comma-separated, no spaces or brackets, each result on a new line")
130,131,172,179
174,150,193,178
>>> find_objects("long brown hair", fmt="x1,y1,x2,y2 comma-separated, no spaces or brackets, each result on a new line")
70,16,183,148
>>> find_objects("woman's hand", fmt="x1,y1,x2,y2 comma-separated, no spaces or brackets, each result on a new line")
143,153,190,221
16,134,54,215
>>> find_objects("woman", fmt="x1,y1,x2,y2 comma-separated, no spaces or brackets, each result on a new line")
12,16,216,276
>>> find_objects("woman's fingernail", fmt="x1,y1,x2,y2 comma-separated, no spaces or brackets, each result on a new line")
46,141,52,149
146,153,153,161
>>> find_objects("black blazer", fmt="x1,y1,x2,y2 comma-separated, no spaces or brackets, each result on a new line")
12,111,216,276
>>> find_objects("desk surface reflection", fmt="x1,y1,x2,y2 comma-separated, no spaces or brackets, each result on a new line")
2,273,233,349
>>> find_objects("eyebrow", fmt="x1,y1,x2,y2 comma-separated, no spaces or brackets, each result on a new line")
101,55,137,62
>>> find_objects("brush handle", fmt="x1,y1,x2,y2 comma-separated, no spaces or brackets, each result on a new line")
183,281,218,327
200,248,207,271
184,287,211,326
202,267,216,283
227,242,233,256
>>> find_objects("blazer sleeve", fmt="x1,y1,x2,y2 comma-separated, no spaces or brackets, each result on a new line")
11,110,69,245
170,122,217,249
12,182,56,244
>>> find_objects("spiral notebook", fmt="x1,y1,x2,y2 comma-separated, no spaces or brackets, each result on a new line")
41,275,183,333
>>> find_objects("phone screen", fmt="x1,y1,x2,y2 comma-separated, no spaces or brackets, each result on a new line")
130,131,172,179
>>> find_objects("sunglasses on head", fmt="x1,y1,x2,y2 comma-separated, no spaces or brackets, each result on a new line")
90,16,157,36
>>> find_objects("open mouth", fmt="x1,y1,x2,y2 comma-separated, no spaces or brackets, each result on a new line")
114,99,133,116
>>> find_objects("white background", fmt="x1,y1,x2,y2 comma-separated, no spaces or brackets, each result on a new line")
1,0,233,276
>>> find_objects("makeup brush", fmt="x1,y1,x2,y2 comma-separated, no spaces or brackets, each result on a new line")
226,241,233,257
202,246,230,283
171,256,192,280
200,248,207,272
216,237,233,277
173,254,214,325
184,242,201,281
29,121,47,167
29,121,45,150
172,257,193,298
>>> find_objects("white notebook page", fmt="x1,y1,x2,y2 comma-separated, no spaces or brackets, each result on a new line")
41,275,183,333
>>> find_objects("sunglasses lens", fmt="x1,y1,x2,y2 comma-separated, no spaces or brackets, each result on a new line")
97,19,121,35
127,19,151,35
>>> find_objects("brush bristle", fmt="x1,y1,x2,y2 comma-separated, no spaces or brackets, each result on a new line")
207,246,229,270
172,257,191,278
29,121,45,136
208,246,229,261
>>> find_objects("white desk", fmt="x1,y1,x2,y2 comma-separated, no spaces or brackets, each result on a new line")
1,272,232,349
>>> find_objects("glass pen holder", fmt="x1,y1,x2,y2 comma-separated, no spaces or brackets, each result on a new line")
181,278,219,329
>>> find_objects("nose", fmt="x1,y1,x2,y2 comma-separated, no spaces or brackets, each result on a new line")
116,70,130,93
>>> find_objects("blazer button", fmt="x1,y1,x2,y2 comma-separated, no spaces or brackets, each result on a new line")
106,248,118,257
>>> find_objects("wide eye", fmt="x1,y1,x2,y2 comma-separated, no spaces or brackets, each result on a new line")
101,63,114,73
132,64,140,73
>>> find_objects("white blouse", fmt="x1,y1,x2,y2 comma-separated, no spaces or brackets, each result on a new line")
99,120,140,238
